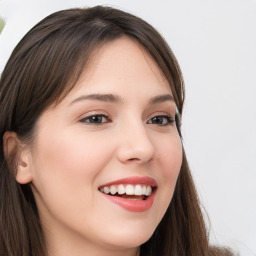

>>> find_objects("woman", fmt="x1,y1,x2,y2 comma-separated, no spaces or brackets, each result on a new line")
0,5,233,256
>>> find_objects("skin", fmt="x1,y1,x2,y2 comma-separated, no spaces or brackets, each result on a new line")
15,37,183,256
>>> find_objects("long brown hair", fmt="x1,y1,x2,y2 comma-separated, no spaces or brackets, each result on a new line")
0,6,232,256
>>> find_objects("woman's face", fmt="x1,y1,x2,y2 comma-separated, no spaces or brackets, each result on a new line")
26,37,182,255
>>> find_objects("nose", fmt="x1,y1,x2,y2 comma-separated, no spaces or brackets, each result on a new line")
116,121,156,164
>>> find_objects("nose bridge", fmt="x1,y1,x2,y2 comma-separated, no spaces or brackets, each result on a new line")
116,114,156,164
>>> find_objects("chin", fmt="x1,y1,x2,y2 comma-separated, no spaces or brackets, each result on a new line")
100,224,155,250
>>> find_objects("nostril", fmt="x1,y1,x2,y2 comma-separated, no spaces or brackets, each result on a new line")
128,158,139,161
116,132,155,164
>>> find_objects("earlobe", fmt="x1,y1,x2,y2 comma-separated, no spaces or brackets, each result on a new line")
3,131,33,184
16,161,33,184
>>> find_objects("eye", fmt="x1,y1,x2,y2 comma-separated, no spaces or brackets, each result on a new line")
147,115,174,126
80,114,110,125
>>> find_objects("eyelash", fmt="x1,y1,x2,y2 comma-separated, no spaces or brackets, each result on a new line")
147,115,175,126
80,114,110,125
80,114,175,126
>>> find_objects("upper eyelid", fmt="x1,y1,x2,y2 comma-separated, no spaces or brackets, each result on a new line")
77,109,175,119
78,110,109,119
80,113,109,120
147,111,175,119
147,115,174,123
72,100,175,114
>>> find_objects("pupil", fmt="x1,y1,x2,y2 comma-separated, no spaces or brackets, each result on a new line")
90,116,102,123
153,116,163,124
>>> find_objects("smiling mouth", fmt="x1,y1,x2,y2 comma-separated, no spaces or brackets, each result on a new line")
98,184,155,200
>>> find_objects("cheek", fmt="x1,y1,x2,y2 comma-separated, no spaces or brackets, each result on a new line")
157,135,183,179
154,134,182,206
31,130,114,212
30,129,119,240
34,130,110,181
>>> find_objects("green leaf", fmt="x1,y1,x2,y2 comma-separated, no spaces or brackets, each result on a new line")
0,18,5,34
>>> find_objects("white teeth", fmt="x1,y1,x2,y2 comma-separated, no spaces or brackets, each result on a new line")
126,184,134,195
134,185,142,195
110,185,117,195
145,186,152,196
117,184,125,194
103,187,110,194
100,184,153,196
142,186,146,195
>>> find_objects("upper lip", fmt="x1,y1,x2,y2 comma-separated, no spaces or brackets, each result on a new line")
98,176,158,188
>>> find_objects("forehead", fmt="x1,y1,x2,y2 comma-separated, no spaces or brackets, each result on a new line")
61,37,172,104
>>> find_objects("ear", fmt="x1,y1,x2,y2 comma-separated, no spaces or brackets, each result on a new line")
3,131,33,184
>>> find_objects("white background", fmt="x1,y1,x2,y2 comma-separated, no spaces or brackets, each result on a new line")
0,0,255,255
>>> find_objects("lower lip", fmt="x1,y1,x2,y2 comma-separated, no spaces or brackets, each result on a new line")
101,190,156,212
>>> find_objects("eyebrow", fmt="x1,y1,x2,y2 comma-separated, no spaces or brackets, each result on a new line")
69,93,175,105
70,93,123,105
149,94,175,104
